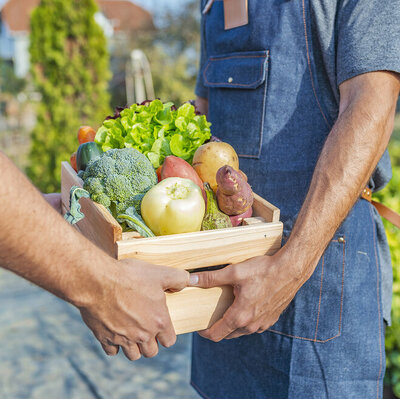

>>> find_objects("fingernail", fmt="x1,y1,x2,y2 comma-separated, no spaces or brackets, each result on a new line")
189,274,199,285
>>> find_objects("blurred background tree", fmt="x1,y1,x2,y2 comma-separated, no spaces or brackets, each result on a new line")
151,0,199,105
109,0,199,108
27,0,110,192
0,58,26,95
380,119,400,399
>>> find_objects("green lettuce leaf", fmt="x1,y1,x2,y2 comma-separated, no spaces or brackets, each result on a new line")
95,100,211,168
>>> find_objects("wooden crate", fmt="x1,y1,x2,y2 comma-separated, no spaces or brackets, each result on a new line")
61,161,283,334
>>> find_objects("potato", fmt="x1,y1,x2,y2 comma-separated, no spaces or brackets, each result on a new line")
192,142,239,191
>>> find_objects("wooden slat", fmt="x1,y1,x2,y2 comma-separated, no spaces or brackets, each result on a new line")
116,222,283,269
166,286,234,335
242,216,266,225
61,163,83,207
122,231,142,240
252,193,280,222
61,162,122,257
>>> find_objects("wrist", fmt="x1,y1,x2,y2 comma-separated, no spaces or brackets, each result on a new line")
274,243,316,283
65,253,119,310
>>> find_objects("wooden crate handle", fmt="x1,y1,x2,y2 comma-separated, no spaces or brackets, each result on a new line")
61,162,122,257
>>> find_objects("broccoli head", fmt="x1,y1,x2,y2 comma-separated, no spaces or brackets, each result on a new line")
82,148,157,217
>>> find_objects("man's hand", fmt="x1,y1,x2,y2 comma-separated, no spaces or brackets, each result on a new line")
80,259,189,360
189,252,304,341
0,152,189,362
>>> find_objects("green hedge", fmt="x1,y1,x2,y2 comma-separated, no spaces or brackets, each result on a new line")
378,119,400,396
28,0,110,193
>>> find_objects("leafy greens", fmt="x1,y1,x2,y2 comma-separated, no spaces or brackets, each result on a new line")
95,100,211,168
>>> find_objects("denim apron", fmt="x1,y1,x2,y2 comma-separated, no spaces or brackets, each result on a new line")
191,1,386,398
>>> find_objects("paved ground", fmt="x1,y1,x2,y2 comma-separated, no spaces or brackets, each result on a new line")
0,269,200,399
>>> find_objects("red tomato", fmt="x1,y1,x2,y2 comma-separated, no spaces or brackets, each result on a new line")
77,126,96,144
70,152,78,172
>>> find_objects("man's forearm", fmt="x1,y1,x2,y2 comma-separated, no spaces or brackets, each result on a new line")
0,152,115,307
283,72,400,280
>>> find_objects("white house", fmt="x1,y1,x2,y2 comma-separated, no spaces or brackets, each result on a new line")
0,0,154,78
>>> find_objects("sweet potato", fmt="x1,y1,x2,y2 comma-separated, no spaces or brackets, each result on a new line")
216,165,254,216
230,207,253,227
161,156,206,200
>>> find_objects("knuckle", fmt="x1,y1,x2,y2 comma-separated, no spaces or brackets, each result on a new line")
203,272,216,287
144,347,159,358
123,347,141,361
102,346,116,356
230,265,241,282
234,312,252,329
163,335,176,348
136,332,151,344
198,330,212,340
175,270,189,288
244,324,258,335
154,316,166,331
157,313,171,331
130,352,141,361
104,335,118,346
208,333,222,343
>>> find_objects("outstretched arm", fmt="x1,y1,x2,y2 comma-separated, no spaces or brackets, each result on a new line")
190,71,400,341
0,152,189,358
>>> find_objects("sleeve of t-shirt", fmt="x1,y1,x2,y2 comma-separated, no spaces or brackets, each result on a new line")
336,0,400,86
195,2,209,99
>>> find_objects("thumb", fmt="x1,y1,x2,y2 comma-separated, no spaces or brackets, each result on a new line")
189,266,235,288
161,267,190,292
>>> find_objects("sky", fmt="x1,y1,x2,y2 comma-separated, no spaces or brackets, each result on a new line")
0,0,188,29
132,0,182,11
0,0,184,10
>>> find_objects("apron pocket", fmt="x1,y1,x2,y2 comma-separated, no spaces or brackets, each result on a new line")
203,50,269,159
268,236,346,342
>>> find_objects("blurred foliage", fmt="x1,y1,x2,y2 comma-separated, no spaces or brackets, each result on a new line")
148,45,198,106
380,116,400,397
0,58,26,94
151,0,200,105
110,0,200,108
27,0,111,192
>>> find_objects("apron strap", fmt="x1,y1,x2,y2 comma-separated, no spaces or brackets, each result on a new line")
361,187,400,229
202,0,215,14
